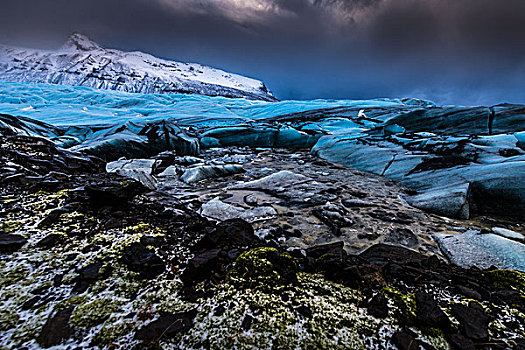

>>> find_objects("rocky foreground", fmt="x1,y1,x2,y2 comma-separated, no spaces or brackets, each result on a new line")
0,128,524,349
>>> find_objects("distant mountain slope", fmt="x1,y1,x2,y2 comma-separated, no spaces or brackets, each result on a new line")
0,33,276,101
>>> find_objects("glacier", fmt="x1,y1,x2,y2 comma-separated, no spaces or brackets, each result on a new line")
1,79,525,350
1,80,524,222
0,80,408,126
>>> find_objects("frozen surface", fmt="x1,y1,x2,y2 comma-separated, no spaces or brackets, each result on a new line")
0,80,524,222
0,80,406,126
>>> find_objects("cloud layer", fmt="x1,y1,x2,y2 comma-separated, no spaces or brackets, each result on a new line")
0,0,523,105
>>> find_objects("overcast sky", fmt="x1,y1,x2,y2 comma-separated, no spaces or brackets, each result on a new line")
1,0,524,105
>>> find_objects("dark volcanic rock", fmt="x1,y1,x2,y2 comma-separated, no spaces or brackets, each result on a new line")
182,219,264,286
385,228,419,248
84,180,149,207
121,242,165,279
391,330,419,350
36,233,64,248
366,293,389,319
306,241,345,260
135,309,197,343
414,291,450,329
0,133,104,179
182,248,222,285
37,208,68,228
200,218,260,250
73,262,103,294
296,305,313,319
447,334,476,350
341,198,374,208
140,235,166,247
241,315,254,330
451,302,491,341
359,243,426,266
36,306,74,348
0,233,27,252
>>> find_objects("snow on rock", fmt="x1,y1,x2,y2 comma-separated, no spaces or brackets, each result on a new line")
0,33,276,101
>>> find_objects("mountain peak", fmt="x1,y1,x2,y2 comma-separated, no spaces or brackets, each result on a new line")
0,35,276,101
62,33,102,52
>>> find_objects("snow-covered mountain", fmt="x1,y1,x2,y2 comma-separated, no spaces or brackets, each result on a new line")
0,33,276,101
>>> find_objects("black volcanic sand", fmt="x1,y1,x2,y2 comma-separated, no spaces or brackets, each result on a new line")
0,134,524,349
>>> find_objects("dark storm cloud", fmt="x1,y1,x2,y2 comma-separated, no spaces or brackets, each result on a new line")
0,0,524,105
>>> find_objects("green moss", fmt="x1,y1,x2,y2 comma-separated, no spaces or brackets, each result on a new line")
316,253,340,263
0,263,31,288
457,298,486,309
181,273,376,349
411,327,450,350
488,269,525,296
26,189,71,212
0,220,22,233
136,280,189,314
382,286,416,324
90,264,148,298
123,222,152,234
227,247,297,289
9,313,47,345
54,295,89,312
70,298,123,328
92,319,135,346
0,310,19,331
94,233,143,262
58,211,84,224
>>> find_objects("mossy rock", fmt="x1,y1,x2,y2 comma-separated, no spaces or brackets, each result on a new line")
123,222,152,234
9,313,47,345
488,269,525,296
0,264,31,288
92,319,135,346
227,247,298,289
382,286,416,324
70,298,123,328
181,273,372,349
0,220,22,233
54,295,89,312
0,310,19,331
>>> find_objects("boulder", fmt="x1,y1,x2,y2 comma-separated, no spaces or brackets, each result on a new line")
434,230,525,271
406,183,471,219
37,306,75,348
121,242,165,279
230,170,336,206
106,158,159,190
450,303,490,341
135,309,197,342
0,233,28,252
181,164,244,184
200,198,277,223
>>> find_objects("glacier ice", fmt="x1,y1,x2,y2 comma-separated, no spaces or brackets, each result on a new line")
0,80,524,220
